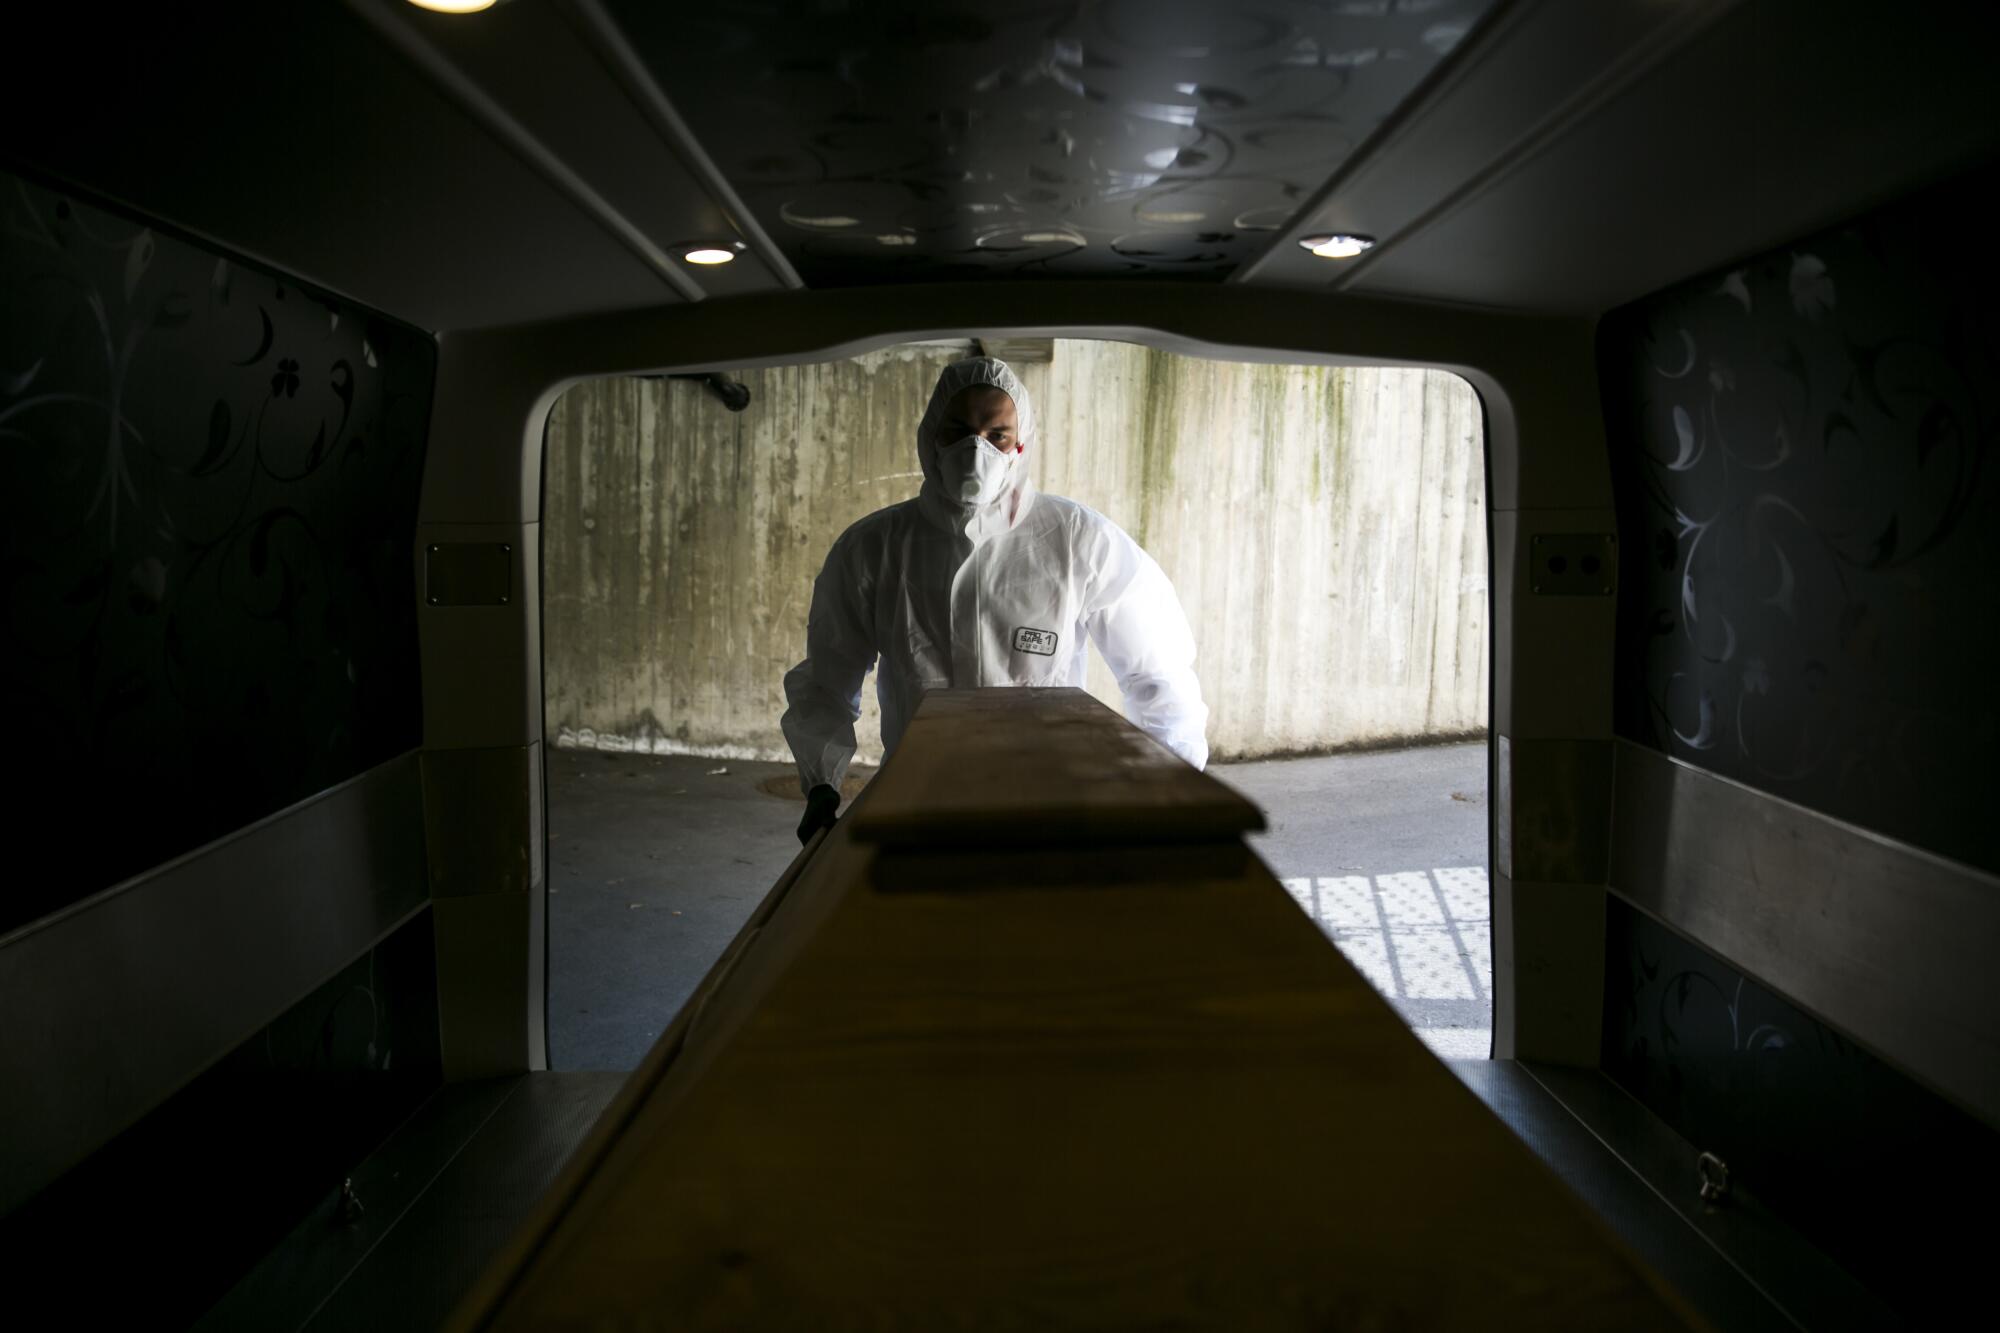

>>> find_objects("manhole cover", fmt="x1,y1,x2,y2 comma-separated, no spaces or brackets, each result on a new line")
755,769,875,802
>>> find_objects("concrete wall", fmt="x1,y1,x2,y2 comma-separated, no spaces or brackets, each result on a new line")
543,340,1487,763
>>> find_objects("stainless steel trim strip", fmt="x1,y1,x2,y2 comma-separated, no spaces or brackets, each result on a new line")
1517,1061,1894,1331
1320,0,1744,294
1453,1059,1813,1331
0,751,431,1213
1233,0,1742,288
1607,738,2000,1127
1230,0,1539,288
198,1077,526,1332
561,0,806,291
342,0,703,303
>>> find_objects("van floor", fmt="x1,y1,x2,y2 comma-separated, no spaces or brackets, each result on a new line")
548,741,1490,1071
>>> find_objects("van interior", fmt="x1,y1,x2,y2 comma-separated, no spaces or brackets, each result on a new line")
3,1,1996,1329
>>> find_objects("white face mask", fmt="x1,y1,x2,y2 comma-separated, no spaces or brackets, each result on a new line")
936,432,1015,506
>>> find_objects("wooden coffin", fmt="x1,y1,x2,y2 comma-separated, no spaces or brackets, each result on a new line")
452,688,1697,1330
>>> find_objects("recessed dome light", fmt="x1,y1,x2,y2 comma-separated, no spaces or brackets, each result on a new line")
1299,233,1376,259
682,247,736,265
407,0,497,12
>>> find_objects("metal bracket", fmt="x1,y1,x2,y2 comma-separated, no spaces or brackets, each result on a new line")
1697,1151,1731,1204
656,372,751,411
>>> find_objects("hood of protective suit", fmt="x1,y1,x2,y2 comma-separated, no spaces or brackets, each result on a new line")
915,356,1038,544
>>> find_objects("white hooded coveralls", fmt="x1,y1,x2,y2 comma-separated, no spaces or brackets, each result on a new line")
781,357,1209,793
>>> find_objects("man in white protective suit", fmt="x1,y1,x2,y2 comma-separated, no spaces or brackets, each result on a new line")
781,355,1209,844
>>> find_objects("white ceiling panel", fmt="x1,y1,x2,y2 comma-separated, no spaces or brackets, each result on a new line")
359,0,796,302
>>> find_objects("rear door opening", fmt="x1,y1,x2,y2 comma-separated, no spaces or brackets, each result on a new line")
540,337,1490,1069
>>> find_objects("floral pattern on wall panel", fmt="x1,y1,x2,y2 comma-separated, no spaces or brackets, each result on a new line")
1599,165,2000,874
0,169,434,932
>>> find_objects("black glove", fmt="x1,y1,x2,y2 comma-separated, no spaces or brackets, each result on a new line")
796,783,840,845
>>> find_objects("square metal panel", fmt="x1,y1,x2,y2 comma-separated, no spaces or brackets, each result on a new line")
426,542,514,607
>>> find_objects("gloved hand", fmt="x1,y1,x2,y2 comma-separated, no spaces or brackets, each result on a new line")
796,783,840,845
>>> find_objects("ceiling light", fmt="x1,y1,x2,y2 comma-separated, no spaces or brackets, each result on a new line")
1299,233,1376,259
682,247,735,265
406,0,497,12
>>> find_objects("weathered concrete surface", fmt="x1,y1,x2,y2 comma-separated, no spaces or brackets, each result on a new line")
543,341,1486,762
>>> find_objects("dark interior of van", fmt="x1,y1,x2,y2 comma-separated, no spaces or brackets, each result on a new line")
3,1,1997,1328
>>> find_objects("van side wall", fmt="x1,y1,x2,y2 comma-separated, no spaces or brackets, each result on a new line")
0,165,443,1312
1595,161,2000,1318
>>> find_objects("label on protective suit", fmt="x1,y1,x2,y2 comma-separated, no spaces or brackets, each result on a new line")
1012,627,1059,657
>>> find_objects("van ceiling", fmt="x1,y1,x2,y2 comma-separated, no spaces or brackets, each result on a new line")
597,0,1504,286
10,0,1994,332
